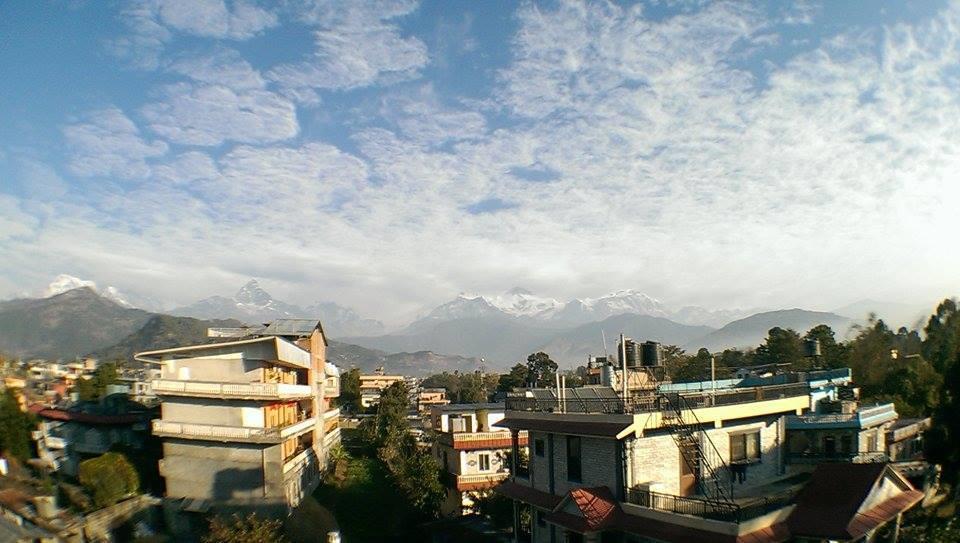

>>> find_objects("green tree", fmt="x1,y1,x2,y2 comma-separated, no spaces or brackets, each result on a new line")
0,389,33,460
497,363,530,391
337,368,361,412
922,299,960,484
78,452,140,508
76,362,120,402
754,327,805,368
203,513,287,543
525,352,557,387
846,317,898,398
803,324,848,368
672,348,712,382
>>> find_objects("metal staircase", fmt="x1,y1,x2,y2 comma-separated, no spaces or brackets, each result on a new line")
658,391,733,503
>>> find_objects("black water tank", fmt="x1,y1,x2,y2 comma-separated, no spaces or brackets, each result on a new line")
619,339,641,367
641,341,662,366
803,338,821,358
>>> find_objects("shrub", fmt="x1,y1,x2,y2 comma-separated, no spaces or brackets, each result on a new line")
78,452,139,508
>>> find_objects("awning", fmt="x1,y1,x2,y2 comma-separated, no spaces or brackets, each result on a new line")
494,481,562,510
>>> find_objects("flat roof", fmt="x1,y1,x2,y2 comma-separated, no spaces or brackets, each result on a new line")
495,417,634,439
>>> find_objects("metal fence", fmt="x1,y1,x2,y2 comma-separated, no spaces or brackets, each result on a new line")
626,486,798,523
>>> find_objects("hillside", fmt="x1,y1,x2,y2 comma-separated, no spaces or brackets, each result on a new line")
343,315,562,366
90,314,244,363
326,340,483,376
0,288,152,359
536,313,715,366
688,309,853,352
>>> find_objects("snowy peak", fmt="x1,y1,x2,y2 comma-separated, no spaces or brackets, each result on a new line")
41,274,137,308
173,280,385,337
234,279,273,307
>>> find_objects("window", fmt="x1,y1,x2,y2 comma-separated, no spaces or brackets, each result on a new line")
536,510,546,527
729,431,761,463
566,436,582,482
866,432,878,453
534,438,545,457
479,453,491,471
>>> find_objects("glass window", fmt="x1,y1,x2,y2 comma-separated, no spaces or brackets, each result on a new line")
535,438,545,457
730,431,761,463
567,436,582,482
479,453,490,471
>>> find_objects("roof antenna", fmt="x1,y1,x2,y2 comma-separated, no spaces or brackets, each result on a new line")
601,329,609,359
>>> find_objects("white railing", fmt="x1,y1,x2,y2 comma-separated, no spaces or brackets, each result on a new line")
456,472,509,485
283,448,318,475
323,407,341,421
322,428,341,448
153,417,317,442
152,379,313,399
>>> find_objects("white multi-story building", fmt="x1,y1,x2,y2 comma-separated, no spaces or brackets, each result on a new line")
495,368,924,543
135,319,340,527
431,403,526,517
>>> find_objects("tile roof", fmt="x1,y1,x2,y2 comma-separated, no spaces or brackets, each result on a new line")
494,417,633,438
787,463,920,541
568,487,620,530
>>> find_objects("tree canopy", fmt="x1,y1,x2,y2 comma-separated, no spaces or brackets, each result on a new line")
0,389,33,460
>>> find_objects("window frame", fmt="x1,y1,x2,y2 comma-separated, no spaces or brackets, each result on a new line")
566,435,582,482
729,430,761,464
478,453,491,471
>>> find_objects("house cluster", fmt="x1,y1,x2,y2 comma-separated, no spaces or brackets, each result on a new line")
0,318,344,541
483,338,934,543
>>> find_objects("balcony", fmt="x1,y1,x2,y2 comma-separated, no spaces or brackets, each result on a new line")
438,430,527,451
453,472,509,491
152,417,316,443
152,379,313,400
322,427,341,449
44,436,67,450
625,486,797,524
786,403,897,430
323,407,341,421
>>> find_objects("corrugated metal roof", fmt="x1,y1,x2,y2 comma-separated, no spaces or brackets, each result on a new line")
261,319,321,336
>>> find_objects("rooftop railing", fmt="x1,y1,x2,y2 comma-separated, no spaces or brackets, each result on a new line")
505,383,810,415
625,486,798,524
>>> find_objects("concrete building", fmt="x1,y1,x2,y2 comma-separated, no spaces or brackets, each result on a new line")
431,403,525,517
418,388,450,413
135,319,340,525
494,367,923,543
359,373,405,408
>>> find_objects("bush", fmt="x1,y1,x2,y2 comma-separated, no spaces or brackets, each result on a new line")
203,513,286,543
78,452,140,508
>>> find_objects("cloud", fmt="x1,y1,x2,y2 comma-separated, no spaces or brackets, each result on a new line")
267,1,428,96
108,0,277,69
378,85,487,146
152,151,220,184
156,0,277,39
168,48,264,90
141,82,298,146
62,107,168,179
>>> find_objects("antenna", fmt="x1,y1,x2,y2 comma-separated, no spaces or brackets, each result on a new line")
601,330,609,358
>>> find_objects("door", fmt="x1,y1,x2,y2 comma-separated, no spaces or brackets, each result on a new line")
679,446,696,497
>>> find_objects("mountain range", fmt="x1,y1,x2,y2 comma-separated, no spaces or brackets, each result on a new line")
171,279,386,337
4,276,929,371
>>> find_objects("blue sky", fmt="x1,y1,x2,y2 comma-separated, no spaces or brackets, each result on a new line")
1,0,959,323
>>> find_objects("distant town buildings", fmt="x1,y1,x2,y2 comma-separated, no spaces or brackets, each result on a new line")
359,372,405,408
431,403,524,517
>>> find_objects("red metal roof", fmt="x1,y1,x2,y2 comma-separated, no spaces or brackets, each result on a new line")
29,404,148,425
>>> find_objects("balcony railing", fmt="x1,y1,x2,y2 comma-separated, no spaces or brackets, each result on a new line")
786,403,896,429
152,379,313,399
323,407,341,421
625,487,795,524
506,383,810,414
456,472,509,489
153,417,316,443
439,430,524,449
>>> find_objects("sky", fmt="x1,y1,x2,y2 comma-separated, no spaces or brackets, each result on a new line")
1,0,959,324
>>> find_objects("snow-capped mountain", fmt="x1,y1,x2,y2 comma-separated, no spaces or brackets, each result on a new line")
408,288,749,330
38,274,161,310
172,280,385,337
